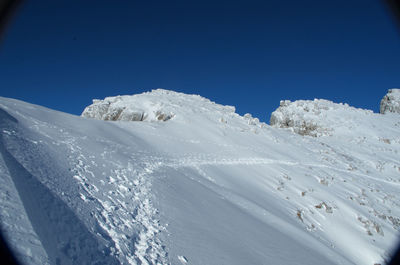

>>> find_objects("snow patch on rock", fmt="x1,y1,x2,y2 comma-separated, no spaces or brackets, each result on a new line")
380,88,400,114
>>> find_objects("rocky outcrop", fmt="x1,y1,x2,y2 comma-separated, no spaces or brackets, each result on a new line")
269,99,373,137
81,92,174,122
81,89,239,124
380,89,400,114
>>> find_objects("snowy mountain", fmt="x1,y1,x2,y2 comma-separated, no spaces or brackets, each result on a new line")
0,89,399,265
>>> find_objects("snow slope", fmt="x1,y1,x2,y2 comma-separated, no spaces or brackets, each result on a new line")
0,89,399,265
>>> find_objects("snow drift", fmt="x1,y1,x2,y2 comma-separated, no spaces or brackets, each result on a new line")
0,89,400,265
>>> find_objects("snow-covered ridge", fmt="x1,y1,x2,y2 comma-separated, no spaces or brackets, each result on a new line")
81,89,236,122
380,88,400,114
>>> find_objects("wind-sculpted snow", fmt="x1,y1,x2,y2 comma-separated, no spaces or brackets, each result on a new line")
1,90,400,265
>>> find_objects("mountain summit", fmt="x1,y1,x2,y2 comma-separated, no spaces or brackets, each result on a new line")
81,89,236,123
0,90,399,265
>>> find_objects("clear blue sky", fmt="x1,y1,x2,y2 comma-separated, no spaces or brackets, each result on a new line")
1,0,399,122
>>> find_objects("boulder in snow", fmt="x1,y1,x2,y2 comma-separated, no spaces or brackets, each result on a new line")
380,88,400,114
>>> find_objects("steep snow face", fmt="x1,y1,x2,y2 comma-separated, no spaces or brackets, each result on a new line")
1,90,400,265
380,88,400,114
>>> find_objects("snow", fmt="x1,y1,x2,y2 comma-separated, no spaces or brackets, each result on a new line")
0,89,400,265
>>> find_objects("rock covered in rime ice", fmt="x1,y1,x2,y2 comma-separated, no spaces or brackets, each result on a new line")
270,99,373,137
380,88,400,114
81,89,238,123
243,113,260,125
81,90,176,122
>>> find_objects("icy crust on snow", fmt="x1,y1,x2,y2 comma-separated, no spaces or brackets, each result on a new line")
1,91,400,265
380,88,400,114
81,89,236,123
270,99,376,137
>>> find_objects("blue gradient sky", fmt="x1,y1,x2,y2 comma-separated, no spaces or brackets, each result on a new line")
1,0,399,122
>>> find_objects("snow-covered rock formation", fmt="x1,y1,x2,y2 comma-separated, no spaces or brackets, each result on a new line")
269,99,375,137
81,89,190,122
380,88,400,114
1,89,400,265
81,89,239,124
